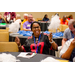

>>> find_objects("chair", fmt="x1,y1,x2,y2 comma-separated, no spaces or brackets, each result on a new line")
59,24,69,32
36,18,42,21
20,24,23,30
0,42,19,52
0,29,9,32
0,32,9,42
48,29,56,33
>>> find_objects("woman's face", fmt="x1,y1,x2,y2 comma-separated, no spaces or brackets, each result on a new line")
32,23,41,37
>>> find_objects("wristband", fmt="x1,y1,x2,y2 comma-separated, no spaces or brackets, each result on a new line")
49,39,54,44
18,44,21,48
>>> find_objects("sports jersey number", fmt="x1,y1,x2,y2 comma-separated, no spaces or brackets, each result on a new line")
30,42,44,53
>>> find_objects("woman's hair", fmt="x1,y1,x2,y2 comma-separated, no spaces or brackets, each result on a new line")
31,21,41,30
44,14,47,18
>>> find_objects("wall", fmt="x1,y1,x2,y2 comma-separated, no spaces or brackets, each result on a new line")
0,12,75,20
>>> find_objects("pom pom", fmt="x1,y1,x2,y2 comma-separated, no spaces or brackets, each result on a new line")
48,15,60,30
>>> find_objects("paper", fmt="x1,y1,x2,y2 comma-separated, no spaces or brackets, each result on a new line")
17,52,36,58
41,57,60,62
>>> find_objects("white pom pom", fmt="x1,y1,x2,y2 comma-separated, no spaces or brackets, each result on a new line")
48,15,60,30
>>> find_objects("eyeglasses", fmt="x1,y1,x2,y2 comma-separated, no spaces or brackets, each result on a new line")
32,26,40,29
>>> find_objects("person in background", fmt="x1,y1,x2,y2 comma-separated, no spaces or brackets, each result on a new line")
23,14,33,31
21,13,28,25
62,19,75,47
60,15,68,25
0,13,6,23
67,14,73,21
15,14,21,24
15,14,21,30
15,21,57,54
9,14,21,33
4,12,16,23
42,14,49,21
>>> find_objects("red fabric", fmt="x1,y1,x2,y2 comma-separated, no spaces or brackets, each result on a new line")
4,12,16,20
60,19,68,25
22,45,26,52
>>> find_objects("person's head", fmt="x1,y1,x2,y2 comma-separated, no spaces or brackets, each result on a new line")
69,15,73,19
55,13,59,16
63,15,67,21
28,14,33,22
24,13,28,19
44,14,48,18
16,14,21,19
31,21,41,37
0,13,2,19
68,19,75,32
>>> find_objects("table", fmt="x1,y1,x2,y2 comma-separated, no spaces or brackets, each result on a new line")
0,52,69,62
53,37,63,46
0,23,9,29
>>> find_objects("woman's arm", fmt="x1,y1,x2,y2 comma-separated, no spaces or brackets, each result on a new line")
61,39,75,59
48,32,57,50
15,37,23,52
49,39,57,50
62,38,67,47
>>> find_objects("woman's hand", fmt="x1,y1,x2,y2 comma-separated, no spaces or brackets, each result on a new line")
15,37,21,46
48,32,53,42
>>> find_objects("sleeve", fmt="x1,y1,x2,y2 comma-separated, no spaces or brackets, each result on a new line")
48,18,49,21
42,18,45,21
23,22,26,29
45,35,51,48
63,29,68,39
59,39,72,57
22,39,31,52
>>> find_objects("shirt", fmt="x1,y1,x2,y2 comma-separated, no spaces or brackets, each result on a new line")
60,19,68,25
60,38,75,61
22,19,28,24
22,33,57,55
43,18,49,21
23,21,32,29
0,18,6,23
63,28,74,40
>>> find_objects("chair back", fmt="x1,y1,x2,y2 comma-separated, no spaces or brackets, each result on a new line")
20,24,23,30
59,24,69,32
0,31,9,42
0,42,19,52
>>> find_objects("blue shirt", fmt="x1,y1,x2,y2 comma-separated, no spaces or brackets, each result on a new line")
0,19,2,23
43,18,49,21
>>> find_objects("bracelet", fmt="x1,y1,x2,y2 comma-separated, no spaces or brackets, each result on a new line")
49,39,54,44
18,44,21,48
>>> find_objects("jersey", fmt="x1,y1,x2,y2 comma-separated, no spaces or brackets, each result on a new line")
22,33,56,55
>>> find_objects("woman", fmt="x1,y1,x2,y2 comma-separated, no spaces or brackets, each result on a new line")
15,21,57,54
42,14,49,21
